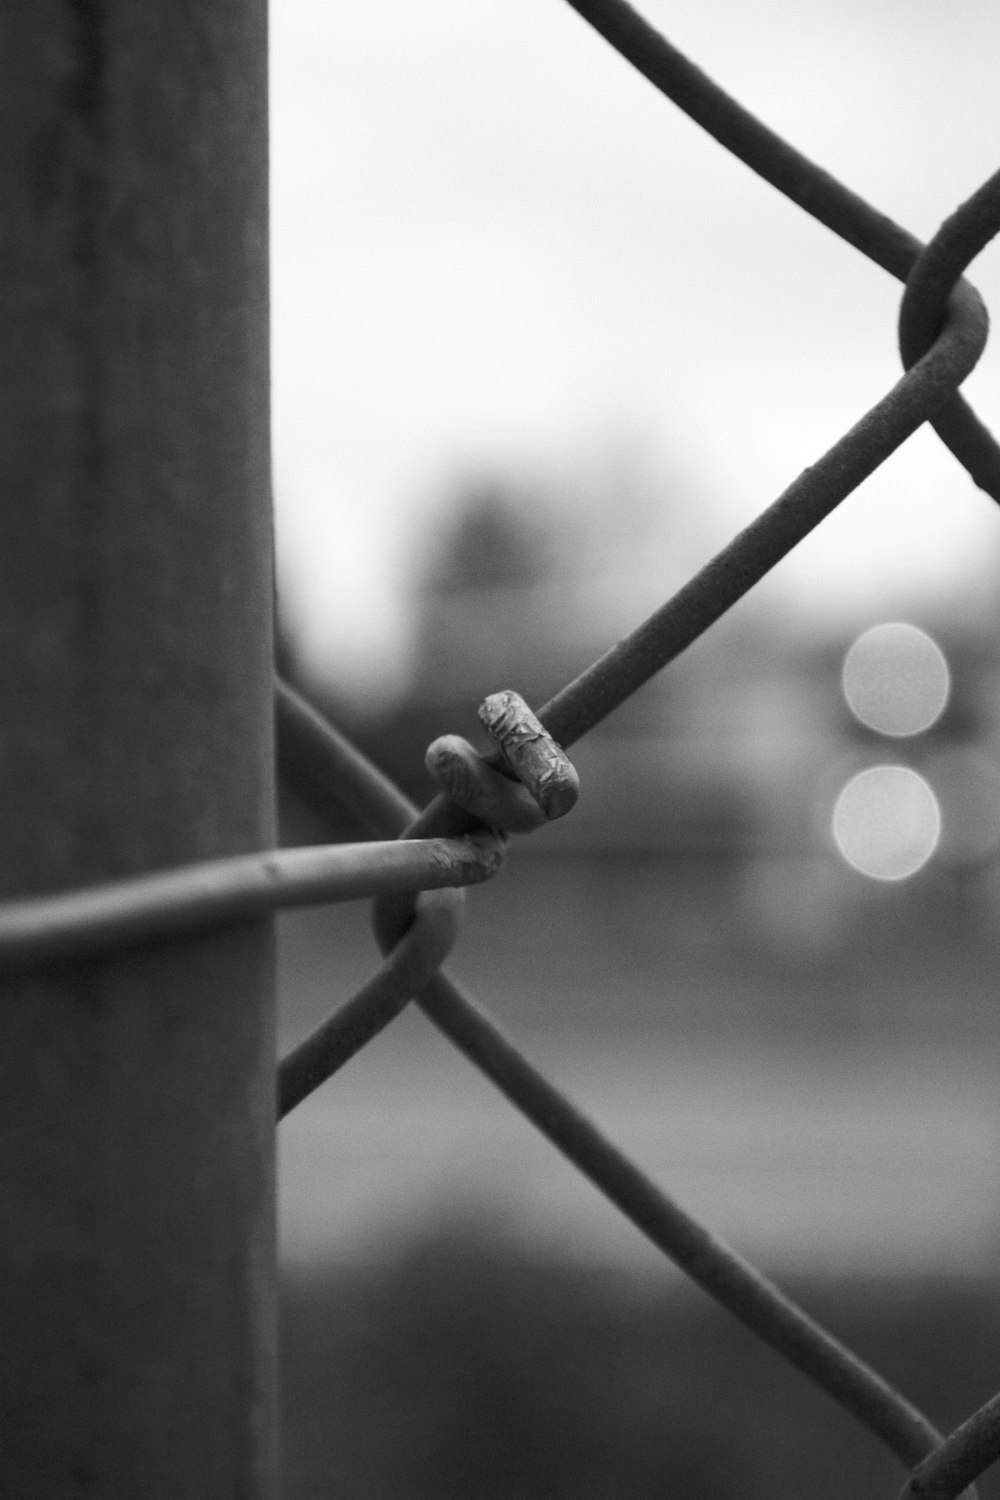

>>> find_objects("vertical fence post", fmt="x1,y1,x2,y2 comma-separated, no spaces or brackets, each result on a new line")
0,3,275,1495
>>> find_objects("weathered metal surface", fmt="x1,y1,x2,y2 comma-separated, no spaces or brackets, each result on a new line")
0,3,275,1493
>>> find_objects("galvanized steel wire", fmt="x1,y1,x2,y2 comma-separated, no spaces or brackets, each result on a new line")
0,835,502,974
7,2,1000,1493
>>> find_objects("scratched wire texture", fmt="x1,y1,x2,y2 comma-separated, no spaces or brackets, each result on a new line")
6,2,1000,1496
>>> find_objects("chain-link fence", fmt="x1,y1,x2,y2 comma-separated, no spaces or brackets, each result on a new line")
4,1,1000,1494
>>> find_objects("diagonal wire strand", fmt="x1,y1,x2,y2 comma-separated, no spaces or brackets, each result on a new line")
416,967,942,1472
560,0,1000,502
274,152,1000,1460
365,145,1000,860
271,12,1000,1478
374,266,986,854
278,9,1000,1489
274,683,951,1478
898,1393,1000,1500
277,887,463,1117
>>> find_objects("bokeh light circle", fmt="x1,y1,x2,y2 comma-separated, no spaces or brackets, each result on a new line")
841,623,950,736
832,765,941,880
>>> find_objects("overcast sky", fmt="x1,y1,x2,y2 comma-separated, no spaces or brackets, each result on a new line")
269,0,1000,704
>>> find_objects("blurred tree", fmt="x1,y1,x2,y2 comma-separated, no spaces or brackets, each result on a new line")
280,1231,1000,1500
423,481,553,595
324,478,569,802
412,478,564,712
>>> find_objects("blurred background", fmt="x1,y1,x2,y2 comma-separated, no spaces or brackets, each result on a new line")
270,2,1000,1495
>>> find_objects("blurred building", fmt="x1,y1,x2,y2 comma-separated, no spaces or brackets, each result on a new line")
281,472,1000,999
275,486,1000,1280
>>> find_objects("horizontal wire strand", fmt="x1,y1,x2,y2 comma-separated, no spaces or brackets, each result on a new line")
274,695,947,1475
0,833,501,973
0,1,990,1486
256,8,1000,1492
274,143,1000,1480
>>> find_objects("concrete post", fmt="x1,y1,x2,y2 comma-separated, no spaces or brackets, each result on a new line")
0,3,276,1492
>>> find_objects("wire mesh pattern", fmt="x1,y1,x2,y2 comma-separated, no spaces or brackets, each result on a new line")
7,2,1000,1495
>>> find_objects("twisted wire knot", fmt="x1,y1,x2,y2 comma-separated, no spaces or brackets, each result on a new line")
425,689,580,834
369,690,578,989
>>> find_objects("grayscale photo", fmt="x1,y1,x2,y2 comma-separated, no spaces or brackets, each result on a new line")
2,2,999,1496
